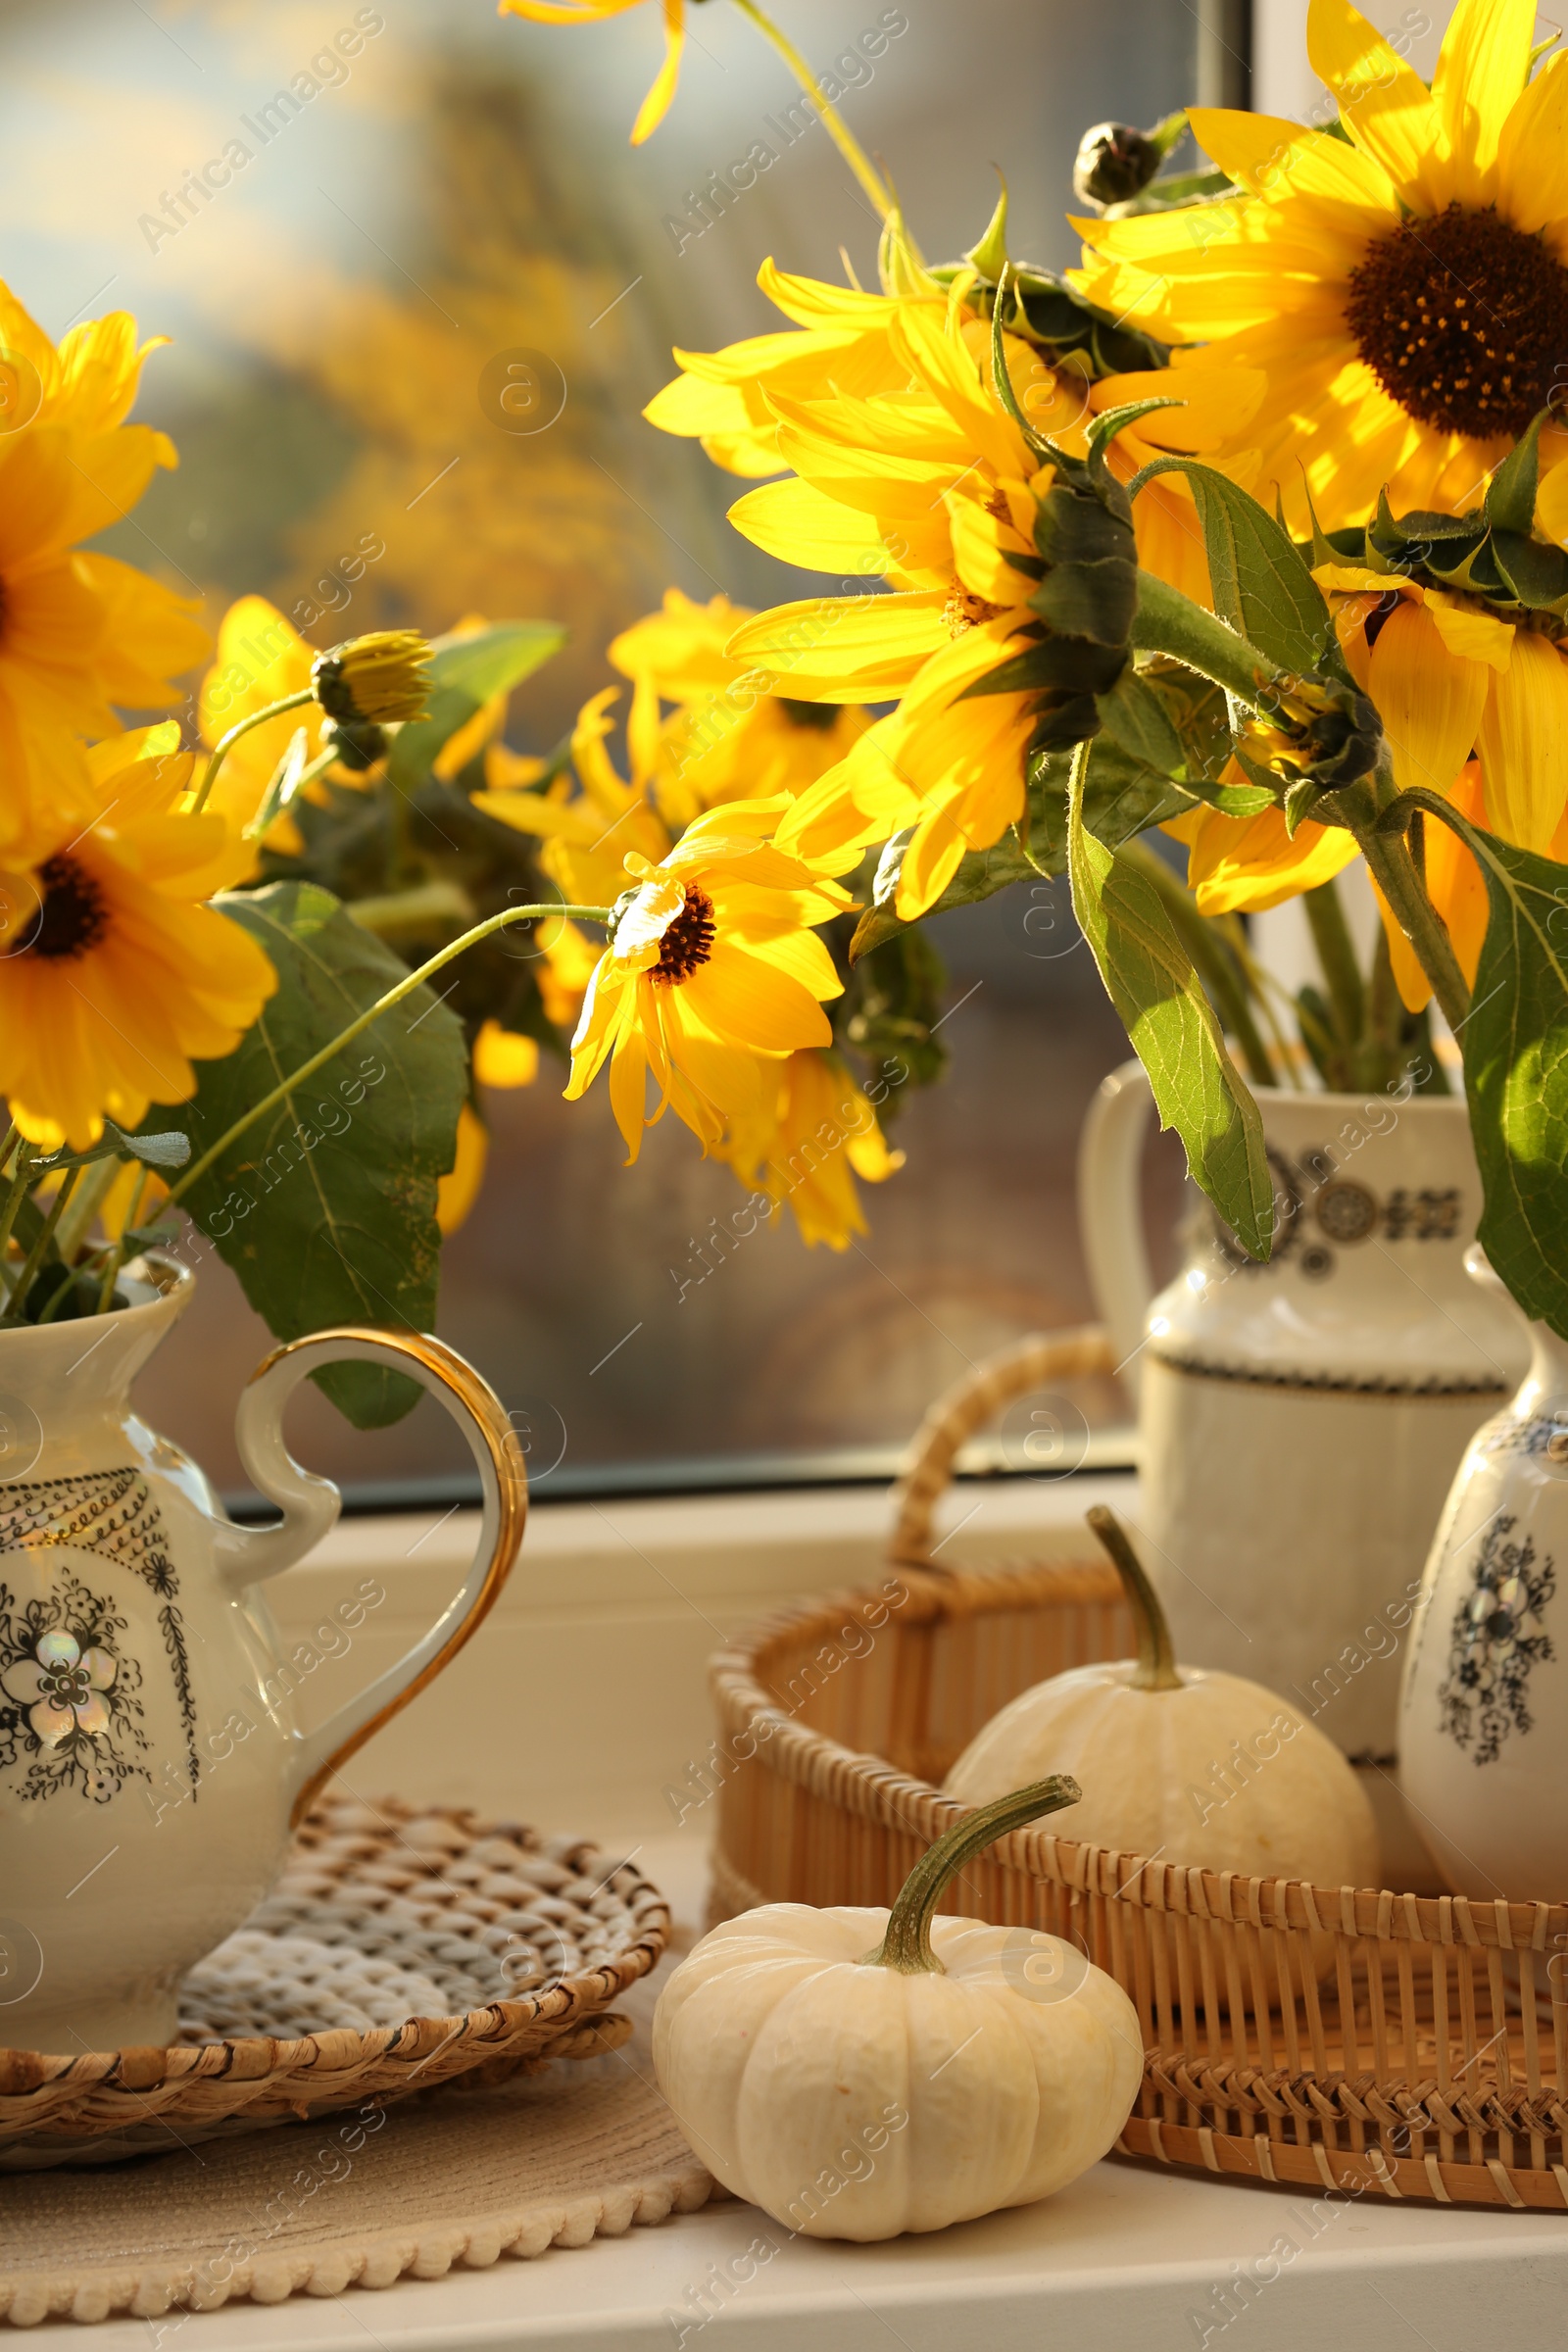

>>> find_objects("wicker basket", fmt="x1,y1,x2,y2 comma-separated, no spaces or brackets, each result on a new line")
0,1796,667,2168
710,1328,1568,2214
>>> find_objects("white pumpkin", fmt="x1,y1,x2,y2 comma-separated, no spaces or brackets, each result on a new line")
654,1778,1143,2240
946,1506,1379,1891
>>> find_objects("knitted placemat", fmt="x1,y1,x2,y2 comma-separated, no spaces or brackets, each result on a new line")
0,2024,724,2326
0,1797,668,2169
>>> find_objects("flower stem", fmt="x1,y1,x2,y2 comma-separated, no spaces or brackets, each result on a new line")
1357,823,1471,1035
191,688,318,816
164,903,613,1211
725,0,893,218
1302,876,1364,1056
867,1776,1082,1976
2,1166,80,1325
1129,571,1283,711
97,1163,151,1316
0,1142,32,1274
1086,1504,1181,1690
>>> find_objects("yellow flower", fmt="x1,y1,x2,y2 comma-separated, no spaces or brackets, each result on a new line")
1073,0,1568,531
1163,790,1360,914
475,684,672,910
199,598,331,852
473,1020,541,1087
725,1049,903,1249
0,283,171,435
1317,563,1568,854
0,422,206,858
609,587,872,826
565,802,850,1162
0,726,276,1152
646,262,1260,601
499,0,684,145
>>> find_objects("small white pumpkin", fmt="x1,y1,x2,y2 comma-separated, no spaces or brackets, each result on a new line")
946,1506,1379,1892
654,1778,1143,2240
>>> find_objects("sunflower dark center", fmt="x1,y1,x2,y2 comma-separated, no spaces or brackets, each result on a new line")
650,884,715,985
27,855,110,960
1346,204,1568,441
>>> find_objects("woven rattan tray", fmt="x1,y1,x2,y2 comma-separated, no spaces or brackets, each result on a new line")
0,1794,667,2169
710,1328,1568,2215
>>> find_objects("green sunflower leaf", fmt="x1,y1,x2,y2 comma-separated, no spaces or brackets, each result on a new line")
168,881,467,1427
1484,409,1550,538
388,620,566,787
1068,748,1273,1259
1125,457,1342,682
1398,790,1568,1334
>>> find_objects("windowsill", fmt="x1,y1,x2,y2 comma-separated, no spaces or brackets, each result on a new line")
268,1466,1140,1841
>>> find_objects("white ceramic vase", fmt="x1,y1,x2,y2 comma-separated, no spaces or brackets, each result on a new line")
1400,1250,1568,1900
1079,1062,1526,1876
0,1259,523,2054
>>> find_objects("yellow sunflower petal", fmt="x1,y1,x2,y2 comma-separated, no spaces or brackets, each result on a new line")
1306,0,1446,207
1366,597,1490,800
1185,803,1361,913
1430,0,1537,205
629,0,683,144
1476,630,1568,851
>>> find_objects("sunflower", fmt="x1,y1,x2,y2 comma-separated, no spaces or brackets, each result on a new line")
1074,0,1568,532
499,0,684,145
647,261,1262,601
608,588,872,826
0,726,276,1152
724,1048,903,1250
0,423,206,858
565,802,849,1162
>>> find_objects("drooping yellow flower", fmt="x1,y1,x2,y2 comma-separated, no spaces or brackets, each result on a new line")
1073,0,1568,531
499,0,684,145
0,423,206,858
565,802,850,1162
608,588,872,826
0,726,276,1152
1164,789,1360,916
725,1049,903,1250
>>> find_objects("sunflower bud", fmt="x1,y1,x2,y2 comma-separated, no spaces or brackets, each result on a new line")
313,630,431,727
1073,122,1163,210
1241,681,1383,800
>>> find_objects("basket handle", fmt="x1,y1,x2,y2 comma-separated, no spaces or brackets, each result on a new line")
888,1325,1115,1567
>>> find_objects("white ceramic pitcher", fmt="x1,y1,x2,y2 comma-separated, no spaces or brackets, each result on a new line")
1078,1063,1526,1789
0,1257,523,2055
1400,1249,1568,1900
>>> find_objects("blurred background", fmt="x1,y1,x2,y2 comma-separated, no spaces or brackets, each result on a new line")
1,0,1257,1499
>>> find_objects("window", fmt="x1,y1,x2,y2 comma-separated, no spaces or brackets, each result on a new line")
8,0,1217,1502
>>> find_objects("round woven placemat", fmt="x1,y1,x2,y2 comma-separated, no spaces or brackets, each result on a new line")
0,2031,724,2326
0,1797,668,2169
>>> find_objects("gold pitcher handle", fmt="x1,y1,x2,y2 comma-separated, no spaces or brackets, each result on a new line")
228,1326,525,1825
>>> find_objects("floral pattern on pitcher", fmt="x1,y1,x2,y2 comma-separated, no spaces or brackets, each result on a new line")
1435,1515,1556,1767
0,1573,148,1802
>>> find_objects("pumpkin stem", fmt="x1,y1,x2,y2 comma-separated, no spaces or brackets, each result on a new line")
1087,1505,1182,1691
867,1777,1081,1975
